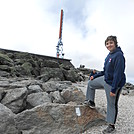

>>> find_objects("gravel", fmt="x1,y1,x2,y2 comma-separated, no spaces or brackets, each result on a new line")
73,81,134,134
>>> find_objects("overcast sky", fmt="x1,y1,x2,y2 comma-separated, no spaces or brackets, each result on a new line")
0,0,134,83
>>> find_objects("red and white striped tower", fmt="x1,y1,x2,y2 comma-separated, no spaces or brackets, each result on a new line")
56,9,64,58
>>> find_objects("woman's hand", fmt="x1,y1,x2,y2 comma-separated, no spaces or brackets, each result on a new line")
90,76,94,80
110,92,116,97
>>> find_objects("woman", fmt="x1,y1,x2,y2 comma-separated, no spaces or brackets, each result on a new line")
85,35,126,133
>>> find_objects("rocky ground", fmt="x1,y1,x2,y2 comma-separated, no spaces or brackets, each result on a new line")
0,75,134,134
73,81,134,134
0,76,104,134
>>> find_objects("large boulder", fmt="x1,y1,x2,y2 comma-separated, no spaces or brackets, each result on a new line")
15,61,39,77
0,70,10,77
42,81,72,93
26,92,51,108
0,53,15,76
61,88,85,105
27,85,43,95
50,91,65,104
1,87,28,113
0,103,20,134
39,67,65,82
41,60,60,68
62,68,84,82
0,53,13,66
21,62,33,75
15,103,105,134
0,80,10,88
0,65,13,72
8,78,42,89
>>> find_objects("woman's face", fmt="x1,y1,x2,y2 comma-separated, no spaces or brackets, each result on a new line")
105,40,116,52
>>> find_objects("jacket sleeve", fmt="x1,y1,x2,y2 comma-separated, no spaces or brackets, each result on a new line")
93,70,104,79
111,54,125,93
89,72,93,77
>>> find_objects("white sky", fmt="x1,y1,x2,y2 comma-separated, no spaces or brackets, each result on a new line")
0,0,134,83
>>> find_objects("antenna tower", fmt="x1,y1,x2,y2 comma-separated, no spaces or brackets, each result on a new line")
56,9,64,58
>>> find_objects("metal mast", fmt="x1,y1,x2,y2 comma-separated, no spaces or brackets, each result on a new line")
56,9,64,58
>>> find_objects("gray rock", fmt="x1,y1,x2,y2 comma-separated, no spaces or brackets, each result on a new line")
41,60,60,68
21,62,33,75
0,90,6,102
39,67,65,82
123,82,134,90
122,89,129,95
27,85,43,95
58,81,72,85
0,53,13,66
27,92,51,107
15,103,104,134
1,87,28,113
0,80,10,88
59,61,74,70
129,90,134,96
0,103,19,134
61,88,85,105
0,70,10,77
50,91,65,104
9,78,42,89
62,68,83,82
125,82,134,89
77,67,92,75
0,65,13,72
59,63,72,70
42,81,72,93
1,77,31,88
14,61,37,77
121,82,134,95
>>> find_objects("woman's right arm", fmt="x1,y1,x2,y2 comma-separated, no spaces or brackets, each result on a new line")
93,71,104,79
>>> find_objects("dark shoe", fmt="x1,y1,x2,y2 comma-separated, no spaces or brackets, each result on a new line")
88,100,95,109
102,124,115,133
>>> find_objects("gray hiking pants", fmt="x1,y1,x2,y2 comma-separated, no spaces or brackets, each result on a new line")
86,76,122,124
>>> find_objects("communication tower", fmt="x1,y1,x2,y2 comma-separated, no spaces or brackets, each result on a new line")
56,9,64,58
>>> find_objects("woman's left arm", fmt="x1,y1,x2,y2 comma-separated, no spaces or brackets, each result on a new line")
111,54,125,94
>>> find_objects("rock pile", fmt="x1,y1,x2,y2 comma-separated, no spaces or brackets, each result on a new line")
122,82,134,95
0,49,104,134
0,48,85,82
0,77,105,134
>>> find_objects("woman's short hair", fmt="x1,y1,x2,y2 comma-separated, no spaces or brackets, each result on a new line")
105,35,118,47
